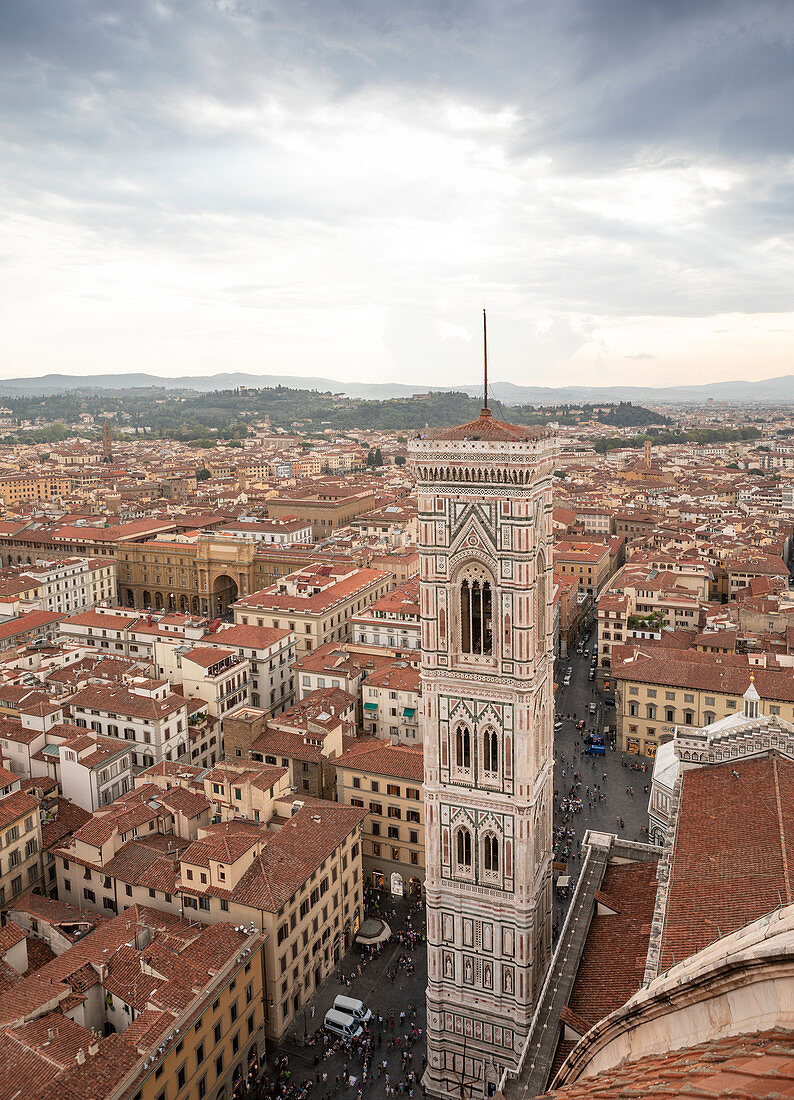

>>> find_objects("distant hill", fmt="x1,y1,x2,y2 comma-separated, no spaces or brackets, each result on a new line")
0,371,793,403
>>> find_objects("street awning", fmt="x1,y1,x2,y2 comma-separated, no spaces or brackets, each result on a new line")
363,702,378,711
402,707,416,718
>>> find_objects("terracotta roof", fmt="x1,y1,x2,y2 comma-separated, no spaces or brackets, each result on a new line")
0,923,26,956
428,409,553,442
251,727,325,762
540,1028,794,1099
332,739,424,781
566,860,658,1031
206,623,293,649
68,683,186,720
239,567,391,615
181,646,237,669
612,649,794,701
0,789,39,830
659,755,794,974
41,797,92,851
0,611,65,640
231,802,366,912
102,839,182,893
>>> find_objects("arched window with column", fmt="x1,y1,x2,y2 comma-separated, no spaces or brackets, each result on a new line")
457,562,494,656
534,551,546,647
482,727,499,775
455,827,472,871
482,833,499,877
454,723,471,771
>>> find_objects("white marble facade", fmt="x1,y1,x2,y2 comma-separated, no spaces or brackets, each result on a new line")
410,419,557,1098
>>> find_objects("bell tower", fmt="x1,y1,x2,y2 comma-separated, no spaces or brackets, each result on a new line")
409,401,556,1097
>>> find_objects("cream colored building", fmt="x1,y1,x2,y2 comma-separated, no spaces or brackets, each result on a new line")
361,660,421,743
54,776,366,1040
333,740,425,897
234,564,394,657
613,650,794,756
0,788,43,905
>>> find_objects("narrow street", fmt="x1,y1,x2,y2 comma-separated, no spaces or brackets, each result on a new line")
552,633,652,929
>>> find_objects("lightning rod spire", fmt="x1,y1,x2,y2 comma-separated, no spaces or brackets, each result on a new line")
482,308,489,415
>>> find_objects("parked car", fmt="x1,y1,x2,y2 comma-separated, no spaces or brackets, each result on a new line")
333,996,373,1024
584,742,605,756
324,1009,363,1040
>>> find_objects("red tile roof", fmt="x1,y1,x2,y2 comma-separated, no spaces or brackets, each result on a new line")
428,409,553,442
566,860,658,1031
612,648,794,701
0,789,39,831
206,623,293,649
332,739,424,782
659,755,794,974
541,1028,794,1099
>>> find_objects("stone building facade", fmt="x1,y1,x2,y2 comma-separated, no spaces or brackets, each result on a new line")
410,410,556,1097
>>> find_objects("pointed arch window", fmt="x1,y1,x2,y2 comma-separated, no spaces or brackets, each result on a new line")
535,552,546,645
482,728,499,774
457,563,494,656
483,834,499,875
454,724,471,770
456,827,472,870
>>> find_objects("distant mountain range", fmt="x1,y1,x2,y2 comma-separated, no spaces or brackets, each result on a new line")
0,371,793,404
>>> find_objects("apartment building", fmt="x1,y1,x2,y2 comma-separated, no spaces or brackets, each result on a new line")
177,647,250,750
53,786,366,1040
251,687,356,798
44,730,134,811
554,540,615,596
68,678,190,769
351,579,420,652
197,623,296,714
0,471,71,505
297,644,411,716
0,898,267,1100
216,518,313,545
138,758,291,826
726,552,790,597
264,485,376,538
0,788,43,905
332,740,425,897
596,591,630,673
60,609,151,658
613,648,794,756
0,609,66,651
234,564,393,657
9,556,118,614
361,660,421,743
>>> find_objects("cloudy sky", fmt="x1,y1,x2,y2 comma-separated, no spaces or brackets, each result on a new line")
2,0,794,389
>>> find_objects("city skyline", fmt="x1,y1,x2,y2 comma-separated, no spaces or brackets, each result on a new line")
2,1,794,386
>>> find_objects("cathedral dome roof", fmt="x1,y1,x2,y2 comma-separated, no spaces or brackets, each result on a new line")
427,408,553,443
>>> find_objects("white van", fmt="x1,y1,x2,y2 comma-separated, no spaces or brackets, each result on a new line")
333,995,373,1024
324,1008,363,1040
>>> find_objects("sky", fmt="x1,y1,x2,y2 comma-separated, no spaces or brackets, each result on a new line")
2,0,794,390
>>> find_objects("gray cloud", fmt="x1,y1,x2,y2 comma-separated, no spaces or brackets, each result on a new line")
1,0,794,382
